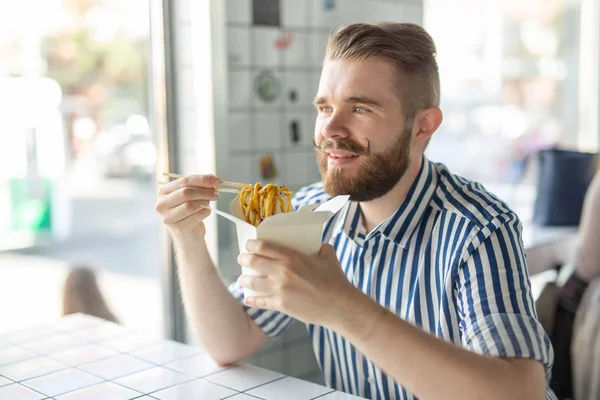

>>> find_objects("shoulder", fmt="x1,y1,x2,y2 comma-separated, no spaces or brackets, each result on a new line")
431,162,517,230
429,162,523,261
291,182,331,211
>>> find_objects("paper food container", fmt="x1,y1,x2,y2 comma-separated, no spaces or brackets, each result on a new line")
211,195,349,297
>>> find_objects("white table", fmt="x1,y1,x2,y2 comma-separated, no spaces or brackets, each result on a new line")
522,223,579,275
0,314,364,400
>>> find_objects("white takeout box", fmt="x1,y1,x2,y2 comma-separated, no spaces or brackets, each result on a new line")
211,195,349,298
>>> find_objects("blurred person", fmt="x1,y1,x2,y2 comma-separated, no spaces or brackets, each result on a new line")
156,23,554,399
568,157,600,284
549,156,600,398
63,266,119,323
571,276,600,400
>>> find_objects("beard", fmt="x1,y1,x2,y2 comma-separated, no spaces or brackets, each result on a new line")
314,125,412,202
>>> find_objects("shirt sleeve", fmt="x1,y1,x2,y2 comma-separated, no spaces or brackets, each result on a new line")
455,214,554,375
228,281,294,338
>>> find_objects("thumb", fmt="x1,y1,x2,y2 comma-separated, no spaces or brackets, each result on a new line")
319,243,337,260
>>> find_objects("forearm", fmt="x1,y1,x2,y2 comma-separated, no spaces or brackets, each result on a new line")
576,174,600,281
173,236,268,364
331,289,544,400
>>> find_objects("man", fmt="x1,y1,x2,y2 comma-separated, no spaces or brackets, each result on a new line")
155,23,555,400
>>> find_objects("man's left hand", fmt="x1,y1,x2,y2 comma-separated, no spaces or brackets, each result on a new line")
237,239,356,326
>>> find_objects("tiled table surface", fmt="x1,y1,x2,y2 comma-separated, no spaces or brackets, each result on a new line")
0,314,364,399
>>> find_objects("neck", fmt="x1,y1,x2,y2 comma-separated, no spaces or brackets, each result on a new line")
359,155,423,233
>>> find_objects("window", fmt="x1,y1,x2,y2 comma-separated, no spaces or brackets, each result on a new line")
424,0,592,187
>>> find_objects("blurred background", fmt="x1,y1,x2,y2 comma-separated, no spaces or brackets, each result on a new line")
0,0,161,336
1,0,598,387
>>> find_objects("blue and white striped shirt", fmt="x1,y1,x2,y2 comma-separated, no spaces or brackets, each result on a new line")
230,157,555,400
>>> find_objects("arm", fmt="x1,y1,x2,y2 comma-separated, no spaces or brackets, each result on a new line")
156,174,268,365
330,287,545,400
239,218,551,400
329,219,548,400
173,236,268,365
575,173,600,281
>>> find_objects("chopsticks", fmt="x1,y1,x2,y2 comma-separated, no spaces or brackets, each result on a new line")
160,173,249,194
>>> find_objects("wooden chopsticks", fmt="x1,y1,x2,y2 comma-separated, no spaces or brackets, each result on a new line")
160,173,250,194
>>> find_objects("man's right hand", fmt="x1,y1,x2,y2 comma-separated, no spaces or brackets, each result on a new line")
155,174,220,242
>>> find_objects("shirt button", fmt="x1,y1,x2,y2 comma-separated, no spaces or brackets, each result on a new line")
367,376,375,384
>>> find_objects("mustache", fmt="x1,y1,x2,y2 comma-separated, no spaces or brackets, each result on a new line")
312,138,371,156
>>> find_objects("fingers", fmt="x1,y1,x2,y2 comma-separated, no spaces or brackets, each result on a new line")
155,173,219,236
158,174,220,196
156,186,218,220
243,296,275,310
244,239,301,260
171,207,211,232
166,186,219,208
238,275,274,294
162,199,210,224
237,253,276,275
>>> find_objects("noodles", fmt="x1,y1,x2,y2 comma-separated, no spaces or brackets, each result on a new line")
238,183,293,226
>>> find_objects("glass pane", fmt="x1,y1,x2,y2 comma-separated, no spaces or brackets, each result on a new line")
424,0,583,185
0,0,162,337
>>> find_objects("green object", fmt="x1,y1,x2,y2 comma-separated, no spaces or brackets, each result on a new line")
254,70,280,103
10,178,52,233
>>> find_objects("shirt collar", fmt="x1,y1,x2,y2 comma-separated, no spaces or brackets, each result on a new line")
340,156,438,248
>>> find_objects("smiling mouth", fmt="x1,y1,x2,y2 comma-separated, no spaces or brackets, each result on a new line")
326,152,360,167
327,152,359,159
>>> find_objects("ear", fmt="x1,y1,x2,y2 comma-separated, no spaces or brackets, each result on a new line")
412,107,443,146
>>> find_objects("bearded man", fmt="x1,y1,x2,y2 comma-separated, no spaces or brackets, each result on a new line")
156,23,555,400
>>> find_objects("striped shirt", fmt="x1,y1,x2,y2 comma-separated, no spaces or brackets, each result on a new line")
229,157,555,400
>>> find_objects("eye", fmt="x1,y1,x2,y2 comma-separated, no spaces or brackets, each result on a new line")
318,106,333,113
353,106,368,113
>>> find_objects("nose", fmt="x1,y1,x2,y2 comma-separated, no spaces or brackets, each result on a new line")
320,111,350,140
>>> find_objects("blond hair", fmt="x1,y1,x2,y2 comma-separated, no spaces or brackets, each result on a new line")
326,23,440,120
